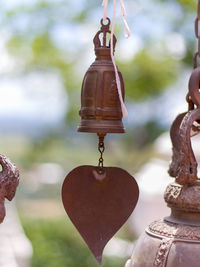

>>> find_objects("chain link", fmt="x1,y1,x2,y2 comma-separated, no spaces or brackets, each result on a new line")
186,93,194,111
189,1,200,113
198,0,200,19
194,0,200,68
97,134,105,173
188,1,200,137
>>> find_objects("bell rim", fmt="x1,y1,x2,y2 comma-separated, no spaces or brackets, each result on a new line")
77,118,126,134
77,126,125,134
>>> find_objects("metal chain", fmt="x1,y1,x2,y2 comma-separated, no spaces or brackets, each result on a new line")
98,134,105,173
194,0,200,68
181,1,200,139
188,1,200,137
187,1,200,113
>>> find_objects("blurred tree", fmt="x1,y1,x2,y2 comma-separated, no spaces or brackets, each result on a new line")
119,50,179,101
0,0,197,126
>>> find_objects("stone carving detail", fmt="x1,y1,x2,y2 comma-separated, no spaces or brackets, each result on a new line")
154,239,172,267
149,219,200,240
0,154,19,223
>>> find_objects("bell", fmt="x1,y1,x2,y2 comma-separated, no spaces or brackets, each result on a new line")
77,18,125,134
125,101,200,267
125,182,200,267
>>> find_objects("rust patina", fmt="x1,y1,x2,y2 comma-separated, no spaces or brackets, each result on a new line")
0,155,19,223
62,165,139,263
62,18,139,264
125,1,200,266
77,18,125,134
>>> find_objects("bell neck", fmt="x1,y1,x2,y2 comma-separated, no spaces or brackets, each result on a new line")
165,209,200,227
164,182,200,226
95,48,112,61
93,18,117,62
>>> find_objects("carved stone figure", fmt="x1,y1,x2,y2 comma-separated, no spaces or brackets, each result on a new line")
0,154,19,223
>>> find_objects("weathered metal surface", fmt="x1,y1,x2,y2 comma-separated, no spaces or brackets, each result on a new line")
125,183,200,267
62,165,139,263
164,183,200,225
173,109,199,185
125,1,200,266
78,18,125,134
125,107,200,266
189,67,200,106
168,112,186,178
0,154,19,223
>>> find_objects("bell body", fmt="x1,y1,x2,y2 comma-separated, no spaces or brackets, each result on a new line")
125,182,200,267
78,58,125,133
78,18,125,134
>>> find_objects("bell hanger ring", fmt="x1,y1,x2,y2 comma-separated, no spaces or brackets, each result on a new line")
101,17,111,27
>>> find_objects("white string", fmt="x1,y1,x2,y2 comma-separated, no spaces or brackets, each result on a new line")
102,0,130,117
102,0,108,20
119,0,130,39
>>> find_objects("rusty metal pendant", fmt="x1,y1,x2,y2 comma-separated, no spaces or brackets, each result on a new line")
62,165,139,264
77,18,125,134
62,132,139,263
62,17,139,264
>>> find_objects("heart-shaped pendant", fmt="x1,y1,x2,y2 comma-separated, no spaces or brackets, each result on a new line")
62,165,139,263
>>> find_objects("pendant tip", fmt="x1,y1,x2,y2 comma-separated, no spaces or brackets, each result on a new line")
96,255,103,265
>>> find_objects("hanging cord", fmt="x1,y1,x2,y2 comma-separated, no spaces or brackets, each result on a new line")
102,0,130,118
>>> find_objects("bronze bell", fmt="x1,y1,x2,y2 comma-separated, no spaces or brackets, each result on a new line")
125,64,200,267
125,107,200,267
77,18,125,134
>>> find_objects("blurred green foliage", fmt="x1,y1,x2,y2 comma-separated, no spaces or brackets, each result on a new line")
128,120,166,148
1,1,199,266
22,218,125,267
3,0,196,127
176,0,196,10
120,51,179,100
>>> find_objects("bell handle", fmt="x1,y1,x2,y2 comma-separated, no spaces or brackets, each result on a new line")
168,112,187,178
93,18,117,50
189,67,200,106
176,109,200,185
